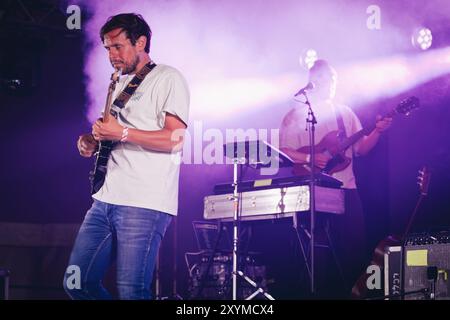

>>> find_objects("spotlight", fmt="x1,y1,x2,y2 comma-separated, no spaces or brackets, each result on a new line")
412,27,433,50
299,49,318,69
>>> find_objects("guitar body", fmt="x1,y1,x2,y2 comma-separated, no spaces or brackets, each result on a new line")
293,130,352,176
291,96,420,177
90,140,117,194
351,235,400,299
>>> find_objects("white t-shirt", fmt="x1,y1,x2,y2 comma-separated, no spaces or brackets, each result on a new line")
280,99,363,189
92,64,190,215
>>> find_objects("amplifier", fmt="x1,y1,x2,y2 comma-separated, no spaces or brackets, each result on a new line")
384,246,403,299
403,231,450,300
188,252,268,300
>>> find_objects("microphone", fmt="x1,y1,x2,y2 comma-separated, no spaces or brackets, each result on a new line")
294,81,315,97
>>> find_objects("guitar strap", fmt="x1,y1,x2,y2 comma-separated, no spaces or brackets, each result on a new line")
109,61,157,118
334,105,347,143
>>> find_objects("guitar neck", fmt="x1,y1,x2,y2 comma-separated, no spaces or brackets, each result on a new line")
102,69,121,122
103,81,117,122
337,108,398,152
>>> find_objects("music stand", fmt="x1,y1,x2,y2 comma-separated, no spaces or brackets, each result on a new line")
223,140,293,300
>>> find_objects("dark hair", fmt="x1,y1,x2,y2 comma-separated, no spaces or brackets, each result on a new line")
100,13,152,53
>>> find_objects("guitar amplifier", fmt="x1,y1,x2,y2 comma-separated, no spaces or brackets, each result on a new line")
403,231,450,300
384,246,403,299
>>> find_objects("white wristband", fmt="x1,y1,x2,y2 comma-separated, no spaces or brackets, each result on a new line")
120,126,129,142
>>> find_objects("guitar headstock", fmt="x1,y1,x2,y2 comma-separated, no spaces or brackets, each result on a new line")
417,166,431,196
396,96,420,116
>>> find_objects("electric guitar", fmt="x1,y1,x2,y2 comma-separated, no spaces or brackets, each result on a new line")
293,96,420,176
351,166,431,299
89,69,122,194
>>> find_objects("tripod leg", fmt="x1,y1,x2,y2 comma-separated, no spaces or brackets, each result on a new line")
324,218,345,286
236,271,275,300
294,222,312,279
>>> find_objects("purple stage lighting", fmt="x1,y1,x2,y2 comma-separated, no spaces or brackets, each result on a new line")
412,27,433,50
300,49,318,69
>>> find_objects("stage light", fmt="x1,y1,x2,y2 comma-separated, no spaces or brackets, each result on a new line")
412,27,433,51
300,49,318,69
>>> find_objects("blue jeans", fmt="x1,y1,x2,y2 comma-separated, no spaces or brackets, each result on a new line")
63,200,172,300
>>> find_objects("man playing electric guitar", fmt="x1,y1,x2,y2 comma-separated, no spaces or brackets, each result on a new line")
65,13,189,300
280,59,392,297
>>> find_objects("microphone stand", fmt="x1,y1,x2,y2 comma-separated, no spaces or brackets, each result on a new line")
304,92,318,295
